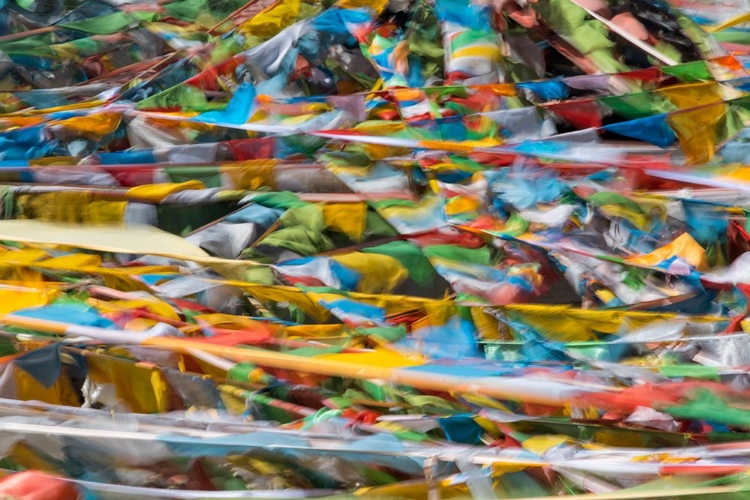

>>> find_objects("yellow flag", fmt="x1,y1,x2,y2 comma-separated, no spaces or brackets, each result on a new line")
0,289,56,314
501,304,721,341
331,252,408,293
221,160,277,190
667,103,727,165
522,435,572,455
86,353,172,413
356,479,458,498
15,365,80,406
91,297,180,321
16,191,125,224
218,384,250,415
52,112,122,135
234,283,328,322
319,349,423,368
354,120,405,136
337,0,389,15
39,253,102,268
626,232,709,271
444,196,482,219
238,0,301,39
126,180,206,202
658,82,723,110
323,202,368,241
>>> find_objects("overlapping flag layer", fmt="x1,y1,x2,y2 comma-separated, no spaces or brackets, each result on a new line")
0,0,750,498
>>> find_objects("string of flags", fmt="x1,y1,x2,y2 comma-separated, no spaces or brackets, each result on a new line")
0,0,749,498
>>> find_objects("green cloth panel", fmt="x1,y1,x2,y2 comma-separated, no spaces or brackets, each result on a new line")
166,167,224,188
362,241,435,287
61,11,158,35
135,84,215,112
422,244,491,266
600,93,678,120
665,390,750,428
659,364,721,381
255,226,335,255
663,60,713,82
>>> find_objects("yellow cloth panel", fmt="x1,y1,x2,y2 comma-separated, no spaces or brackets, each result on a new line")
362,143,410,160
305,291,352,305
356,479,469,499
123,318,159,331
0,253,178,278
39,253,103,268
720,166,750,184
323,202,367,241
220,160,277,190
0,249,47,264
667,102,727,165
0,117,45,128
2,265,42,283
522,435,572,455
0,248,48,281
592,429,650,448
0,250,177,291
411,312,454,334
193,313,273,332
482,83,517,96
15,365,80,406
85,199,127,223
17,192,89,223
86,354,171,413
457,394,512,411
444,196,482,218
419,138,502,152
238,0,300,38
331,252,408,294
218,384,249,415
192,357,229,380
471,307,499,340
342,121,411,158
420,300,457,326
377,195,441,222
318,349,423,368
658,82,724,109
501,304,722,342
29,156,78,166
391,88,423,101
626,232,708,271
90,298,180,321
354,120,405,136
0,289,55,314
346,291,442,315
126,180,206,202
337,0,389,13
16,191,125,223
52,112,122,135
88,265,178,276
216,278,450,317
285,323,349,338
452,45,501,61
236,283,328,322
100,275,151,292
